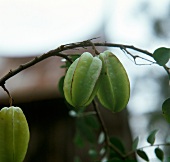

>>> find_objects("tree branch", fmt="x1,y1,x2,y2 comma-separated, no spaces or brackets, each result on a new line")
92,100,126,159
0,52,72,86
0,38,167,87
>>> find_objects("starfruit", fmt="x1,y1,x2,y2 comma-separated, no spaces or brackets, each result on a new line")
0,106,30,162
97,51,130,112
63,52,102,108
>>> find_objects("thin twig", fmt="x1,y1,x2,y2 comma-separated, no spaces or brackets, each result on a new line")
1,84,13,106
122,47,156,65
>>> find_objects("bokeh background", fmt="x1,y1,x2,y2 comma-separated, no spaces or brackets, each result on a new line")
0,0,170,161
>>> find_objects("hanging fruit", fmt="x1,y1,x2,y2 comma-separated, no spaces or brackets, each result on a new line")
63,52,102,108
0,106,30,162
97,51,130,112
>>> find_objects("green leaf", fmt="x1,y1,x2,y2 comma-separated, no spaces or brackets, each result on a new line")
155,147,164,161
74,131,84,148
76,118,96,143
132,137,139,151
162,98,170,123
136,150,149,161
153,47,170,66
110,137,125,154
147,129,158,145
84,115,100,130
60,64,68,68
71,55,81,62
109,137,126,159
60,60,71,69
58,76,65,96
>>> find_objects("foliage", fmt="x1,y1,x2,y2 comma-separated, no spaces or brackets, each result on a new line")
0,40,170,161
59,43,170,161
153,47,170,66
162,98,170,123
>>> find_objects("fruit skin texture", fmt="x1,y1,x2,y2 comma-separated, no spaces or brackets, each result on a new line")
0,106,30,162
97,51,130,112
63,52,102,108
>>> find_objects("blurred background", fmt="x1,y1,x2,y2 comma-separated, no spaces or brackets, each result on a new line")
0,0,170,161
